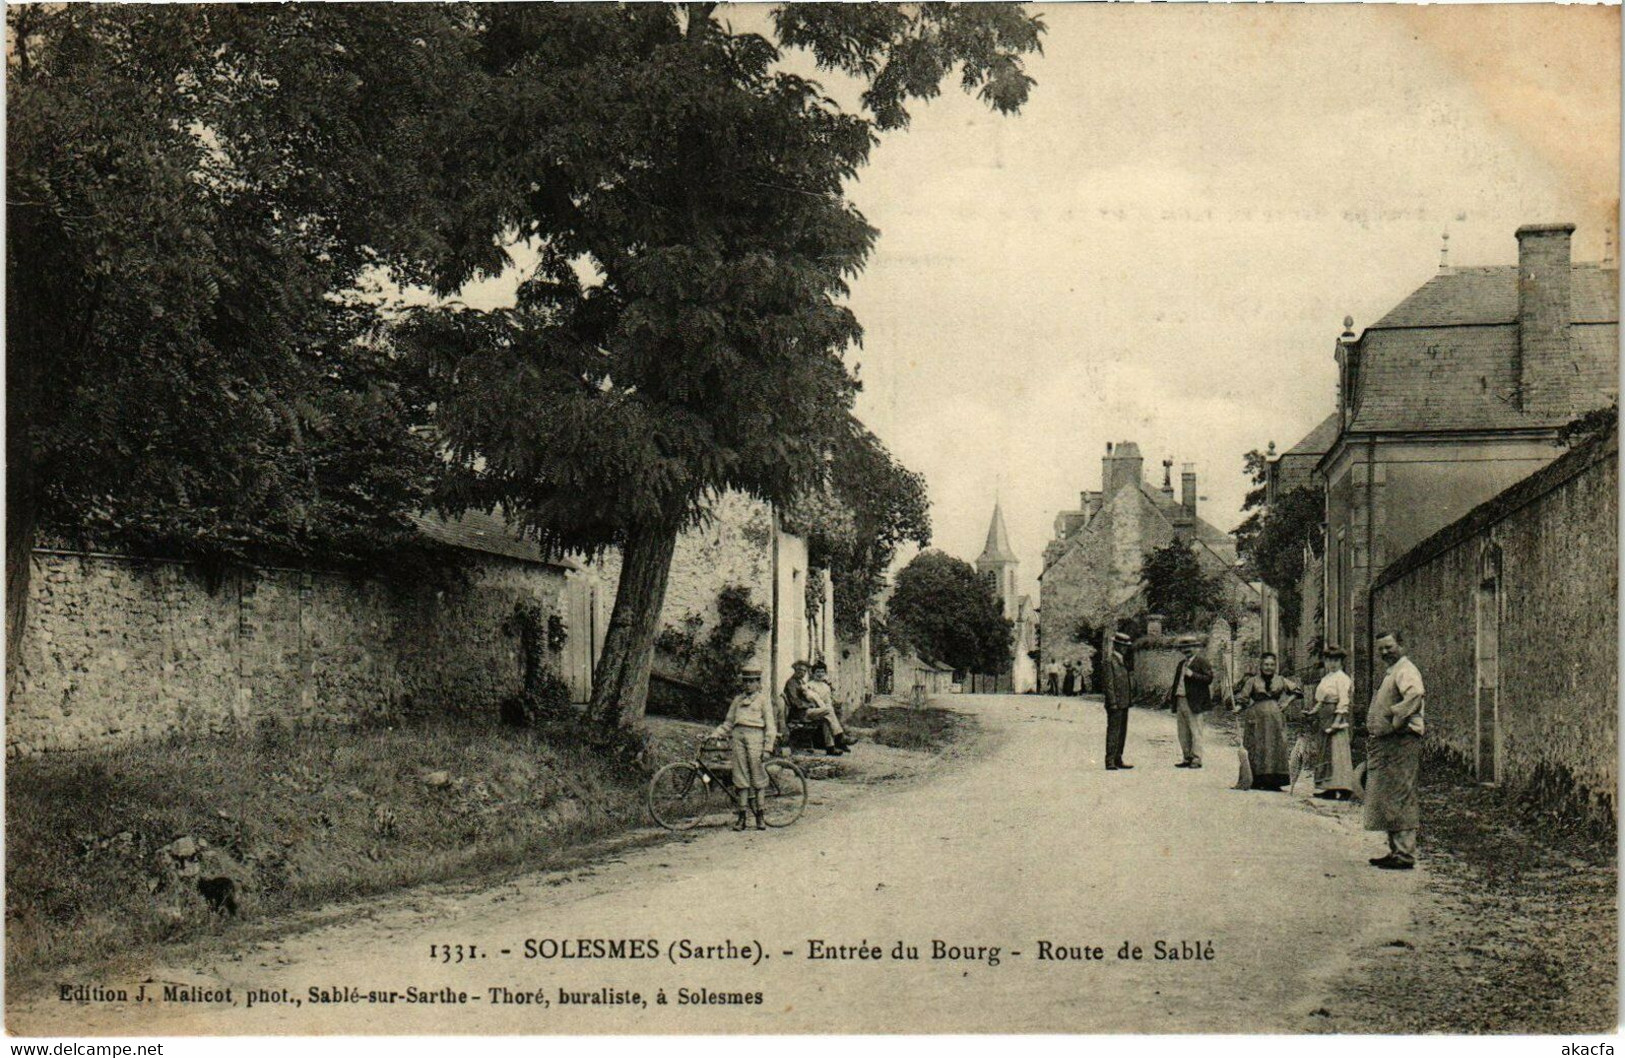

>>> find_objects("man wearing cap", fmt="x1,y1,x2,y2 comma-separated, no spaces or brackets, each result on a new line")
1166,635,1214,768
712,670,778,831
1103,631,1134,770
782,660,814,736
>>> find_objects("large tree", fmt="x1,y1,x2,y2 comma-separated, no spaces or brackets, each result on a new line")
1141,538,1229,631
887,550,1012,675
401,4,1043,726
5,6,477,653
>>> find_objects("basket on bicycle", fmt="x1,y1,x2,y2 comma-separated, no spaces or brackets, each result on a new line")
698,735,733,772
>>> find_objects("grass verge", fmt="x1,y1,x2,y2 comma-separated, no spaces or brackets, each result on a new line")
5,713,705,991
847,704,966,753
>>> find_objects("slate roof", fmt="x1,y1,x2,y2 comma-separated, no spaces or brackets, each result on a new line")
1349,263,1619,434
1143,486,1238,563
1370,264,1618,329
978,501,1018,564
409,509,579,568
1281,412,1341,458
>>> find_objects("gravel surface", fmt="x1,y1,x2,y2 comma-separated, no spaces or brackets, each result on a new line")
1310,757,1617,1034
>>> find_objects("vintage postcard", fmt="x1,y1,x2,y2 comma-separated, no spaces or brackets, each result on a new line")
5,1,1618,1043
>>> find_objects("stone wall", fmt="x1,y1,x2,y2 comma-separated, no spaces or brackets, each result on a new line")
832,634,870,714
10,490,849,756
625,490,827,713
1371,436,1617,824
8,550,570,757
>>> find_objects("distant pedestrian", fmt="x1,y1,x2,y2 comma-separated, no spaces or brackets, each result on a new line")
1365,631,1426,869
1166,635,1214,768
1103,632,1134,770
1062,661,1078,697
1045,660,1063,696
1313,645,1356,800
1232,653,1299,791
712,670,778,831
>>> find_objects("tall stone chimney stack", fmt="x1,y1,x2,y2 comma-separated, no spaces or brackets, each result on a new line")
1516,222,1576,417
1102,441,1144,497
1180,463,1197,521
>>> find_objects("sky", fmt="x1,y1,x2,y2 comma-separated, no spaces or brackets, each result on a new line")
459,4,1619,601
819,3,1618,600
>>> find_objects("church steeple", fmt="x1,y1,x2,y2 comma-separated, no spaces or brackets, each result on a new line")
978,501,1018,566
976,501,1019,620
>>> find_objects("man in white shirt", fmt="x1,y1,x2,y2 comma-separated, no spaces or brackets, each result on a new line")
1045,660,1063,696
1364,631,1426,869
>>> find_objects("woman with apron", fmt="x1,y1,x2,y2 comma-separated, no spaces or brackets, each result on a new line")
1232,652,1299,791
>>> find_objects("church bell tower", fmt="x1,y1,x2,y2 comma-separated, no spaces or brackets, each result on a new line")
976,501,1020,621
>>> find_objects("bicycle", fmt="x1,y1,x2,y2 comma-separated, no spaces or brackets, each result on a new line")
647,736,808,831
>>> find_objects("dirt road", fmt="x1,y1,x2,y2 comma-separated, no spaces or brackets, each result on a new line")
16,694,1422,1035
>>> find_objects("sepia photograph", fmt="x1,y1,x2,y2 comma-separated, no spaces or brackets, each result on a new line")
4,1,1619,1042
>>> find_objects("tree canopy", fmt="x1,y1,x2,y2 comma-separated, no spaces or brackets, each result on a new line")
1232,448,1323,634
887,550,1012,675
6,4,1043,727
1233,485,1322,633
397,3,1042,723
5,5,479,648
1141,538,1229,631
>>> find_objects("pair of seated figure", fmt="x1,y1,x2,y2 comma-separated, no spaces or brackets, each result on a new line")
783,660,855,756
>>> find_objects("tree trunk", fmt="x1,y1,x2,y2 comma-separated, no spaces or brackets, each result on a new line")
5,432,37,673
588,513,683,727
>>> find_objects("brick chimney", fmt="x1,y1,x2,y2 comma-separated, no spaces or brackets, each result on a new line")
1515,222,1576,417
1180,462,1197,521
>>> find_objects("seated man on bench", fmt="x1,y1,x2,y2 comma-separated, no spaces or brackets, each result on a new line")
805,661,854,755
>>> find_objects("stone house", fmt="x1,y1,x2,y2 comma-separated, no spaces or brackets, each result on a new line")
1314,222,1618,692
633,490,830,718
1038,441,1259,678
1370,431,1616,824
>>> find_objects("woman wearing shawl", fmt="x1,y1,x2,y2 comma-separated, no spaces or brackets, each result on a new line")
1232,653,1299,791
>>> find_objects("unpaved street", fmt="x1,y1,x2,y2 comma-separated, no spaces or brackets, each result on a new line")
17,695,1421,1035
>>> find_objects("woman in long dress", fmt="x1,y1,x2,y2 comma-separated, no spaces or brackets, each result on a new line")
1313,645,1357,799
1232,652,1298,791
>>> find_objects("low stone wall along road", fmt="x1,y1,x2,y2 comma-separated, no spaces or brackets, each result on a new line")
15,694,1424,1035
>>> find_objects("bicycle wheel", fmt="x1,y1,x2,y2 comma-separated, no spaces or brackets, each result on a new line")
648,763,711,831
760,758,808,827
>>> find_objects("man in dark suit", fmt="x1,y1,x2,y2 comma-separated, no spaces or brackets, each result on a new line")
1167,635,1214,768
1103,632,1134,770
